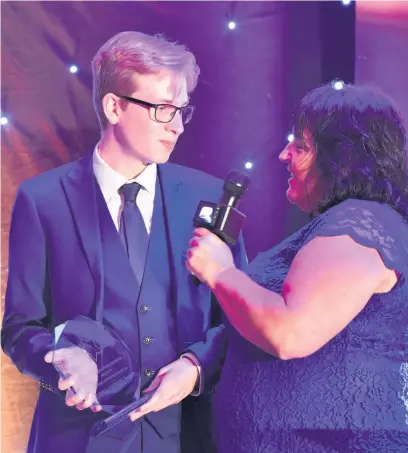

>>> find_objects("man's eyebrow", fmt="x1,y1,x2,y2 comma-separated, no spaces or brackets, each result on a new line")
156,98,189,106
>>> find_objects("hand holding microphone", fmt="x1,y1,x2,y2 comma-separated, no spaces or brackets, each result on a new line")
187,169,249,287
187,228,235,288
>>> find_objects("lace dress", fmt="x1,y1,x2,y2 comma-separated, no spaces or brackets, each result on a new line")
214,199,408,453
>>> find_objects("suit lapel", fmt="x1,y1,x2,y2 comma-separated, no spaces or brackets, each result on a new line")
61,151,104,321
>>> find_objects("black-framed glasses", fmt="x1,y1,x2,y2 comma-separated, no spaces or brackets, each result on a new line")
117,95,195,124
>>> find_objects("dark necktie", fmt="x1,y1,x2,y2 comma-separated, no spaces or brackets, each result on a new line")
118,183,149,285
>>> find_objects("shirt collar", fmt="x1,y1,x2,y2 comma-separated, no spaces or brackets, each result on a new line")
93,145,157,202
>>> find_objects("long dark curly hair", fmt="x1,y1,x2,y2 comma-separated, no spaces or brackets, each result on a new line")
293,82,408,220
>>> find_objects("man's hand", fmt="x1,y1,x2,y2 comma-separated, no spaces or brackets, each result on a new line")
44,347,102,412
129,357,199,422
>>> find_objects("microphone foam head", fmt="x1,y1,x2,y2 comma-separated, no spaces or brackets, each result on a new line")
223,170,250,197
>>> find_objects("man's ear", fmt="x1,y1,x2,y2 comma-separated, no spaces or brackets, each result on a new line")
102,93,121,125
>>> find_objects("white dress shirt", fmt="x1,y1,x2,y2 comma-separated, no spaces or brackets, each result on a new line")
93,146,157,233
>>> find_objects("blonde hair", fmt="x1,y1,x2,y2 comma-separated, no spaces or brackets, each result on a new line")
92,31,200,130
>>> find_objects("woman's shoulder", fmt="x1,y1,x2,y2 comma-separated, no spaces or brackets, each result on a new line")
313,199,407,235
251,199,408,267
322,198,402,218
304,198,408,276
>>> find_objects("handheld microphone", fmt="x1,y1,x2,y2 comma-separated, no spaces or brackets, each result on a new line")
191,170,249,285
193,169,250,245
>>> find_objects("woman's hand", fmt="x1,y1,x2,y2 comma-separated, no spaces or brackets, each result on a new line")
186,228,235,288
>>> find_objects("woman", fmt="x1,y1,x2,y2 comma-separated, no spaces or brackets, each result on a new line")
187,83,408,453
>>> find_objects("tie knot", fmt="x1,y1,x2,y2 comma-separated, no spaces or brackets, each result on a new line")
119,183,142,204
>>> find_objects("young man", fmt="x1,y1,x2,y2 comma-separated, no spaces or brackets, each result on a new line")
2,31,246,453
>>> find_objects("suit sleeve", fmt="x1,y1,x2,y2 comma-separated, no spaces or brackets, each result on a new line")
1,186,60,389
183,232,248,394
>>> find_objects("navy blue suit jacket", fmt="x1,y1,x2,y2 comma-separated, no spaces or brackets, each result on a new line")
2,152,247,453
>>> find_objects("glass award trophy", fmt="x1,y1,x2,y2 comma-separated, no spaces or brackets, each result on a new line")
51,315,141,416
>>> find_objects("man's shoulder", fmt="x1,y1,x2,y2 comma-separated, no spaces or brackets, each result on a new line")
18,156,85,197
164,162,222,191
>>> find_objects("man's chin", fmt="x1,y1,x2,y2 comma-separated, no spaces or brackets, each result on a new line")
143,152,172,166
155,153,172,164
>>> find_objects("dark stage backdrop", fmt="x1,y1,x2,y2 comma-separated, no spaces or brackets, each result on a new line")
356,1,408,129
1,2,354,451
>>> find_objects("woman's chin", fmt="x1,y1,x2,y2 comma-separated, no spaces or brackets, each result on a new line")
286,189,312,213
286,187,298,205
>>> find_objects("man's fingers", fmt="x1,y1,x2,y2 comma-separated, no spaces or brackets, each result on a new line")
75,393,94,411
66,389,86,407
143,372,166,394
129,387,165,421
58,375,75,391
135,391,177,419
131,378,178,421
129,359,196,422
46,349,99,411
44,351,54,363
91,403,102,413
137,395,160,414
